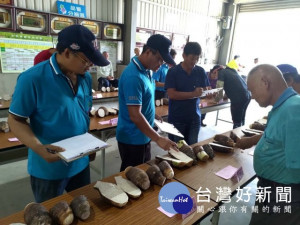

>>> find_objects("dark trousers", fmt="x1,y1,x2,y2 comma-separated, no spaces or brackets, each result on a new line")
231,98,251,129
98,77,119,90
168,120,201,145
118,141,151,171
201,113,206,122
249,177,300,225
155,90,167,100
30,165,90,203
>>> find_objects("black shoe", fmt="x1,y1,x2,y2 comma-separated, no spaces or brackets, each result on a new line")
201,122,207,127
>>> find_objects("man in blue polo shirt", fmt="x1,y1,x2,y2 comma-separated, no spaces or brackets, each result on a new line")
165,42,209,145
8,25,109,203
117,34,178,171
245,64,300,225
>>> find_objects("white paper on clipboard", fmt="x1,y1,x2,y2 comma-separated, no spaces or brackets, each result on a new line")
154,119,184,138
52,133,109,162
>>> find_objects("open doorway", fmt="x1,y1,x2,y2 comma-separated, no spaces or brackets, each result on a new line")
231,8,300,74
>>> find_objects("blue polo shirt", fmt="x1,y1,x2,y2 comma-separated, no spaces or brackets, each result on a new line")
9,53,91,180
152,63,169,92
165,63,209,123
116,56,155,145
254,87,300,184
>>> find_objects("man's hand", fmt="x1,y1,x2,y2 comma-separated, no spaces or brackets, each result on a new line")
107,75,114,80
155,114,163,122
235,134,262,150
37,144,65,163
156,136,179,151
205,92,214,99
193,87,203,98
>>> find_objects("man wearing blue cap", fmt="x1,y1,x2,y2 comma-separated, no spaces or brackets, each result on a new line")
8,25,109,202
117,34,178,171
277,64,300,94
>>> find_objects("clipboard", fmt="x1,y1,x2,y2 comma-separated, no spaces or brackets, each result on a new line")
199,88,223,99
154,119,184,138
51,133,109,162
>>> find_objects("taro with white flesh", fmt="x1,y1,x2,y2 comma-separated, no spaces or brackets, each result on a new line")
155,155,187,168
155,99,161,107
107,108,118,115
115,176,141,198
177,140,197,164
146,164,166,186
96,106,109,117
230,131,240,143
192,145,209,161
214,134,235,147
168,149,193,167
157,160,174,179
241,129,260,137
209,142,234,153
49,201,74,225
89,107,97,117
124,166,150,190
94,181,128,207
70,195,90,221
24,202,52,225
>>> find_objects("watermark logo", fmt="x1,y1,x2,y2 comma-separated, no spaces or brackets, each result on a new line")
158,182,193,214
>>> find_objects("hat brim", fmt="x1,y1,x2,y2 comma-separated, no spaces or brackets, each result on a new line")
160,51,176,66
87,50,110,66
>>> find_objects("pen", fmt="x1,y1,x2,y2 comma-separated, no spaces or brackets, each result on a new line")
46,148,56,154
46,148,69,166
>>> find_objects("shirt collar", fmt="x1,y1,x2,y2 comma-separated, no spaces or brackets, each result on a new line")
132,56,149,74
49,52,63,75
161,63,169,69
49,52,87,79
272,87,297,110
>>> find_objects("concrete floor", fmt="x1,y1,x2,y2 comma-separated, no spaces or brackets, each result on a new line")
0,100,270,224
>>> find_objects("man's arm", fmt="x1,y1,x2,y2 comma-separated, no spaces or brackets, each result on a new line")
235,133,262,149
167,87,203,100
8,114,64,162
127,105,178,151
155,81,165,88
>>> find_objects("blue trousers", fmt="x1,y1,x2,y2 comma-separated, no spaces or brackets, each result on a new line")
30,165,90,203
168,120,201,145
98,77,119,90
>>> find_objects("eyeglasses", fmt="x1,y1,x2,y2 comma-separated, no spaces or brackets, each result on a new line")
72,52,93,66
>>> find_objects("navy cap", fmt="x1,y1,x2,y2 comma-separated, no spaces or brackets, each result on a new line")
277,64,298,75
146,34,175,65
58,25,109,66
277,64,300,82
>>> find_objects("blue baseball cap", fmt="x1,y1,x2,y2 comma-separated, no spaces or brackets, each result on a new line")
277,64,300,82
146,34,175,65
57,25,109,66
277,64,298,75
